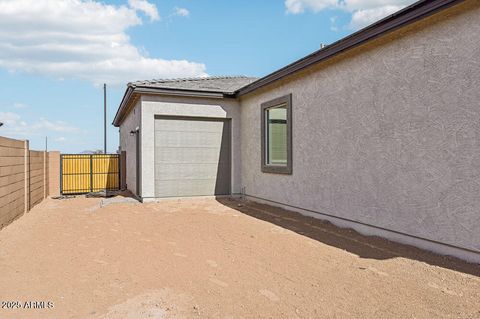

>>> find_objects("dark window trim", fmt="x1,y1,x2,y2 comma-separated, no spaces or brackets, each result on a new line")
261,94,292,175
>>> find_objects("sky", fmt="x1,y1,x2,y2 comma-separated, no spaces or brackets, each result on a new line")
0,0,415,153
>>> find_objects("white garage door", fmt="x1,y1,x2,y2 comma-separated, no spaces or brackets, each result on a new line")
154,116,231,198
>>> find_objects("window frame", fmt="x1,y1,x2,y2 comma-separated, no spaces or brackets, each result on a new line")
261,93,292,174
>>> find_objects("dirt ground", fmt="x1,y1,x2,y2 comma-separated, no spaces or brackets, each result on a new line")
0,196,479,319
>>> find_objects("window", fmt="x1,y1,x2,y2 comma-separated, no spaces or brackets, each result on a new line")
261,94,292,174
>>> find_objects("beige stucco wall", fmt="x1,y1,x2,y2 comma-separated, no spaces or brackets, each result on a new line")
119,99,141,195
139,95,241,200
239,0,480,259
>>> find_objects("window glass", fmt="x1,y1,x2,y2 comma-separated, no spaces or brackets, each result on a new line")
266,105,287,166
261,93,292,174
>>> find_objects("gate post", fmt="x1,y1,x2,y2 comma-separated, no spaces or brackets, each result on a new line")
60,155,63,195
90,155,93,193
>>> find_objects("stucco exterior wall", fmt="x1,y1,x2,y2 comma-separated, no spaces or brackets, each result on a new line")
239,0,480,259
119,100,141,195
140,95,241,200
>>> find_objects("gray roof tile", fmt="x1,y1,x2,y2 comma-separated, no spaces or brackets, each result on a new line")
130,76,258,94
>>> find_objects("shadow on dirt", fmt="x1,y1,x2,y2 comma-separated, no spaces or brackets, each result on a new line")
216,197,480,277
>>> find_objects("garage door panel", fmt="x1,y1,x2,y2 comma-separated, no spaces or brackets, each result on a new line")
156,163,222,180
155,131,224,148
154,117,231,197
155,119,225,133
155,147,223,164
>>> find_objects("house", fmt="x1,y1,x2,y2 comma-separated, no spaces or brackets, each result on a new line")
113,0,480,263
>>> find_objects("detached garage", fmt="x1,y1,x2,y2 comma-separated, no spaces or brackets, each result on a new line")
114,76,256,200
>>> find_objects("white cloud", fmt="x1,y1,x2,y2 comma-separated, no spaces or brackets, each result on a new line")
33,118,79,133
0,0,207,86
0,112,79,139
330,16,339,31
285,0,337,14
173,7,190,17
0,112,23,127
128,0,160,21
349,5,403,29
13,102,28,109
285,0,415,29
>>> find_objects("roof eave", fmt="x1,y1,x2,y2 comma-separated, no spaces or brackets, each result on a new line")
112,85,134,127
134,86,235,98
112,86,237,127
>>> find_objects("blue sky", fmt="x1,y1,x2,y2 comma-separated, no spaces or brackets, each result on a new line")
0,0,413,153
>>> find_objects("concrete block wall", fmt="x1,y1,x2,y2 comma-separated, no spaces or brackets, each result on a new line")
48,151,60,197
0,136,59,229
0,136,27,228
29,150,47,208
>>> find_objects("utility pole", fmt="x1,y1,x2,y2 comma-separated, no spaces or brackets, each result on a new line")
104,83,107,154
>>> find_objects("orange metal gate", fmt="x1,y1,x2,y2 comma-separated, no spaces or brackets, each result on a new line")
60,154,120,195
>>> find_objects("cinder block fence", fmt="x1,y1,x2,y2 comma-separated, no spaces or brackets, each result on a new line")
0,136,59,229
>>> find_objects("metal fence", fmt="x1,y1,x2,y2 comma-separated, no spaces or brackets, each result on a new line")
60,154,120,195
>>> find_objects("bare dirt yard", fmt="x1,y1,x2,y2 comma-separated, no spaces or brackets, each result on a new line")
0,196,479,319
